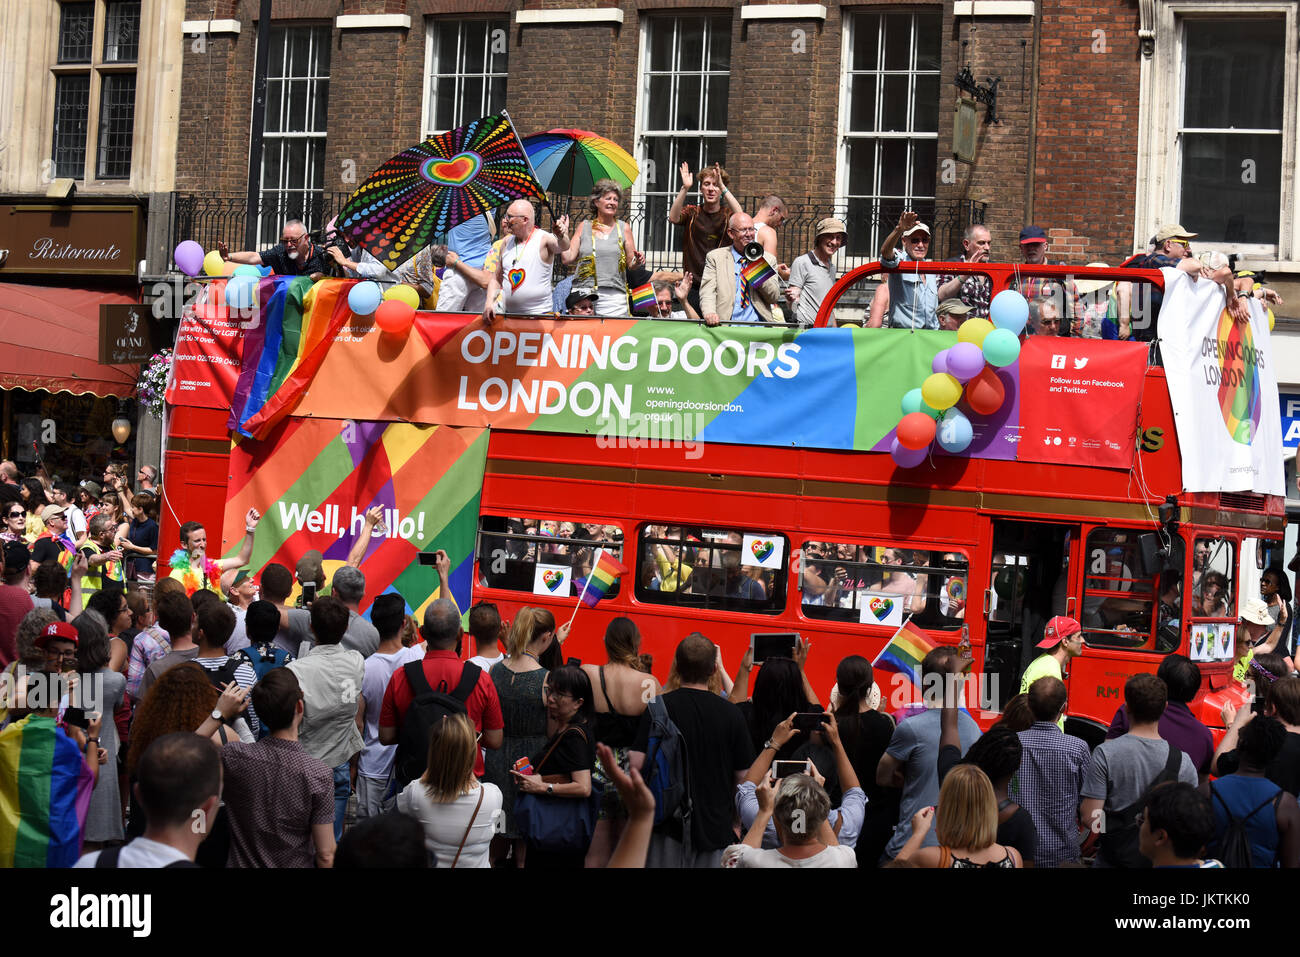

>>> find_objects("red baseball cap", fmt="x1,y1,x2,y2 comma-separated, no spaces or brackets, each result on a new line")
34,620,79,649
1036,615,1081,648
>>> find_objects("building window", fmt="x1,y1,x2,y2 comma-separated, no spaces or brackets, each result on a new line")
259,24,331,246
422,19,508,138
636,15,732,254
50,0,139,182
1179,18,1284,245
839,12,941,258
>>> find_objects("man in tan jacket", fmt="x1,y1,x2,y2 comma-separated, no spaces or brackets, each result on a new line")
700,212,784,326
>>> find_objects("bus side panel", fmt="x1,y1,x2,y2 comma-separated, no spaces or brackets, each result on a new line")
161,406,234,566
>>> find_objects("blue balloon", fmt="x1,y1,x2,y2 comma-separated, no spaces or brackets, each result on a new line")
937,409,974,453
232,264,261,278
225,275,257,310
982,328,1022,367
900,388,940,419
989,290,1029,335
348,280,383,316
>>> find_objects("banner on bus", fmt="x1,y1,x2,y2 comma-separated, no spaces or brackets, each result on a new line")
257,306,1147,468
219,417,488,620
1158,268,1285,496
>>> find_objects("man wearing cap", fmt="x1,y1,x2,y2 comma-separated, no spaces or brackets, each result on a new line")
564,288,598,317
1010,226,1081,329
1117,224,1249,338
0,542,35,668
785,217,846,327
876,210,938,330
936,298,974,331
937,224,993,319
31,505,75,571
1019,615,1085,728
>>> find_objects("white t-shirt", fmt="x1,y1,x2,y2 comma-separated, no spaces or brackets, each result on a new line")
75,836,192,868
721,842,857,868
468,652,504,673
397,780,503,869
358,646,424,779
65,504,87,537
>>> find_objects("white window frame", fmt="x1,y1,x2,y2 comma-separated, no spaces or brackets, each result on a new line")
257,23,331,246
1134,1,1297,267
420,18,509,139
834,10,941,265
631,14,732,257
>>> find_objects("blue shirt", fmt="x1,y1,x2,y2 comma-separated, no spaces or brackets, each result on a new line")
447,214,494,270
882,249,938,329
731,249,761,324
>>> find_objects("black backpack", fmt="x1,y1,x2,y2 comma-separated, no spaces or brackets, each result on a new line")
1098,743,1183,868
1210,784,1285,868
395,661,481,787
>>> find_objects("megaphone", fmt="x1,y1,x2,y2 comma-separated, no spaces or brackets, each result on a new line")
743,241,764,261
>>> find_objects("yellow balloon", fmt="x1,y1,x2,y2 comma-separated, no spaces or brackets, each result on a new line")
922,372,962,411
383,284,421,310
203,250,226,277
957,318,995,347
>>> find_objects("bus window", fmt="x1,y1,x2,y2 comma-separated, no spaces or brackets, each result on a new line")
637,525,787,615
799,541,967,630
1191,537,1235,619
477,516,623,598
1081,528,1183,651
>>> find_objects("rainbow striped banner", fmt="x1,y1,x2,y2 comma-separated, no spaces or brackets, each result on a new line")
740,257,777,290
629,282,657,313
0,714,94,868
221,419,488,621
573,549,627,607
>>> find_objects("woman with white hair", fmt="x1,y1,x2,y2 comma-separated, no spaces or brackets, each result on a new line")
558,179,645,317
722,772,857,868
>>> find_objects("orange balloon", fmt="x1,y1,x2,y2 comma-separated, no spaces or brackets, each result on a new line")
965,366,1005,416
896,412,938,450
375,299,415,334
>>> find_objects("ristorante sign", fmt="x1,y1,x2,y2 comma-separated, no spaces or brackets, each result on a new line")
0,204,142,276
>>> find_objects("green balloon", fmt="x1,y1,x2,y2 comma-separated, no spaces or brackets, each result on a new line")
901,388,940,419
982,328,1022,367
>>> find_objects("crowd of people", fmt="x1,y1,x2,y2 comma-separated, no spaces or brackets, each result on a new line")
4,475,1296,870
213,163,1286,336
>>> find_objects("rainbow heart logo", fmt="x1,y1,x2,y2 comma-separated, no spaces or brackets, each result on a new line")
420,151,482,187
868,597,895,619
750,539,774,563
507,268,526,291
542,570,564,592
946,578,965,601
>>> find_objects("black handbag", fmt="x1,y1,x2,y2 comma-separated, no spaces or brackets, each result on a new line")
514,726,603,852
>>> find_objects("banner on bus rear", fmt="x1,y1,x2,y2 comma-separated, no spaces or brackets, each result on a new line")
1158,268,1285,496
218,417,488,621
263,310,1147,468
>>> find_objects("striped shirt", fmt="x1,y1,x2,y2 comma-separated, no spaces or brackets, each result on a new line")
1011,721,1092,867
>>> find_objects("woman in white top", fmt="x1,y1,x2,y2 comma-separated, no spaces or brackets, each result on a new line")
558,179,645,318
398,712,503,868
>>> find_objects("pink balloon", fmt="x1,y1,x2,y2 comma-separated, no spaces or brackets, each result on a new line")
891,437,929,468
945,341,986,383
932,349,951,374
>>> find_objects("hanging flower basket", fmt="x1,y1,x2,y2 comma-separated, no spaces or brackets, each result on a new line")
137,349,172,419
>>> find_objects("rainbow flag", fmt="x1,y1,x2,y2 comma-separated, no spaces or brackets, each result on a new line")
741,257,776,290
629,282,657,313
873,618,936,678
574,549,627,607
0,714,94,867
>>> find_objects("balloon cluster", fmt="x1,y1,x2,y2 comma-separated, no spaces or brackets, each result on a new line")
174,240,422,336
890,290,1028,468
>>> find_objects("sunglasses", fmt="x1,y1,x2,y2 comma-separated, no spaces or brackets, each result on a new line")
5,510,23,519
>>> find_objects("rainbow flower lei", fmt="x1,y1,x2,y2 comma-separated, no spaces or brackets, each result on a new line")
168,549,222,596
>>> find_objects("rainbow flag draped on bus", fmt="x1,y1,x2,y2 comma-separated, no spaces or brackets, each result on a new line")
0,714,94,867
573,550,627,607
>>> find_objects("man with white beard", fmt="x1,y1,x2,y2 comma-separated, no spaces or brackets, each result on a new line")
218,219,328,280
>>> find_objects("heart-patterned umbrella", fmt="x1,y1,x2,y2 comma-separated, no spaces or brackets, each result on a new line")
336,112,547,271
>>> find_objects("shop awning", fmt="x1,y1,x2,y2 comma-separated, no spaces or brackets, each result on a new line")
0,282,140,396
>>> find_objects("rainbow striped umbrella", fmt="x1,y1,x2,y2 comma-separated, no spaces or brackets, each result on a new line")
521,129,639,196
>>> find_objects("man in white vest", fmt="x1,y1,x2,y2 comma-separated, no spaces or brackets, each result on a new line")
481,200,564,324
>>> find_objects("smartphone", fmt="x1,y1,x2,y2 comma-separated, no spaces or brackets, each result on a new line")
301,581,317,606
751,632,798,664
793,711,830,732
513,756,533,775
772,759,811,779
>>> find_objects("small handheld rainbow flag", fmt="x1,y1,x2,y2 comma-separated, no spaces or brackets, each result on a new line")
0,714,94,867
629,282,657,313
873,618,936,679
573,549,627,608
740,257,777,290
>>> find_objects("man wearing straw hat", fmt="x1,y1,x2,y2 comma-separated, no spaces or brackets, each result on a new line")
785,217,847,327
